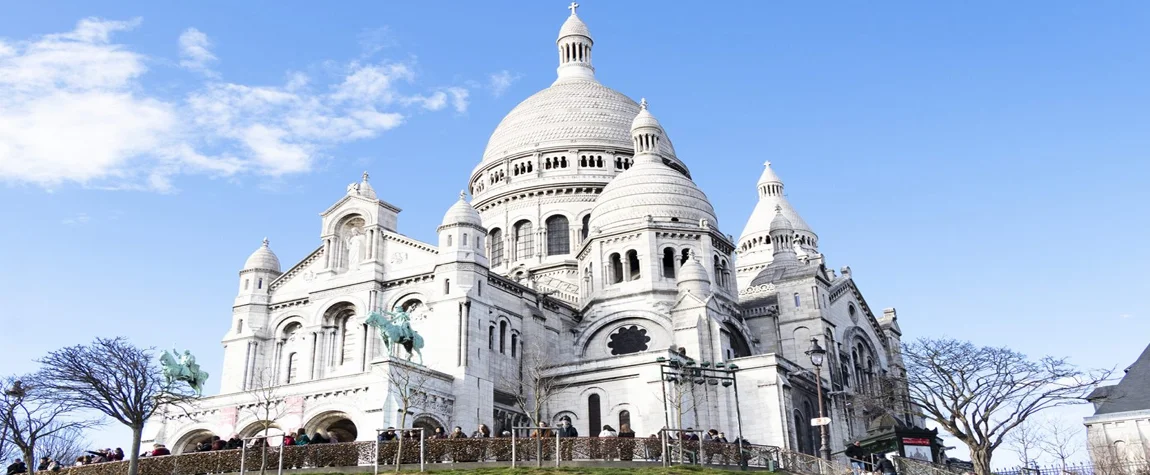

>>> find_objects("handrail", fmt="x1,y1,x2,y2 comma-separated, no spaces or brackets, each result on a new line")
55,438,789,475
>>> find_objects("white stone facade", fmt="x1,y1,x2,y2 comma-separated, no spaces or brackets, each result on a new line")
144,6,917,459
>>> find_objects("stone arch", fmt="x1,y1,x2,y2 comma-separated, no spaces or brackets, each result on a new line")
574,310,671,353
171,427,218,455
237,420,284,440
412,414,444,432
324,209,372,236
304,410,359,442
723,321,753,359
386,291,426,314
578,316,668,359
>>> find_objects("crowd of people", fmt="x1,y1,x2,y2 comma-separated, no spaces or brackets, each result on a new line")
5,448,129,475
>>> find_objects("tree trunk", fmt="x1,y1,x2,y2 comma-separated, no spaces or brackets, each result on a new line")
128,426,143,475
23,447,35,475
261,426,269,475
394,408,407,473
970,448,993,475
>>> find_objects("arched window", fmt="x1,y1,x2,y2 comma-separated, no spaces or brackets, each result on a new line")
581,215,591,241
462,233,468,247
258,278,263,289
244,279,249,290
794,293,801,307
444,278,450,295
662,248,676,278
546,215,570,255
490,228,504,266
721,259,730,288
499,321,507,354
286,352,299,384
447,235,453,247
680,248,690,265
514,220,534,260
588,394,602,437
609,253,623,284
511,333,518,357
488,325,495,350
237,319,244,332
627,250,640,280
618,410,631,430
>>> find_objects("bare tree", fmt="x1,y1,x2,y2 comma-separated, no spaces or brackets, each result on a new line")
240,369,288,475
498,341,571,467
36,426,90,465
505,341,569,428
1,376,94,474
1007,419,1047,469
903,338,1109,475
384,359,430,473
1040,418,1082,470
37,338,196,475
1,423,15,467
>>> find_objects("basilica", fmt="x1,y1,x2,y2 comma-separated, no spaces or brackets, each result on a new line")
145,5,918,459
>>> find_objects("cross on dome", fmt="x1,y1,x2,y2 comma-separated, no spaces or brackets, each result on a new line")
640,98,648,110
262,237,269,247
459,190,466,201
362,171,370,182
568,2,579,15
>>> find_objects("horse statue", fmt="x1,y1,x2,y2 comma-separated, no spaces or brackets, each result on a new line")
366,308,424,365
160,348,209,396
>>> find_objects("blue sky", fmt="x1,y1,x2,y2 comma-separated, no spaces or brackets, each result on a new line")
1,0,1147,466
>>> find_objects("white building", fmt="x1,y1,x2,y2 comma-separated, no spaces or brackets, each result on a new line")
1085,343,1150,464
145,5,916,458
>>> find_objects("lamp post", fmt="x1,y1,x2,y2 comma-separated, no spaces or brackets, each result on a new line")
656,355,746,470
805,338,831,461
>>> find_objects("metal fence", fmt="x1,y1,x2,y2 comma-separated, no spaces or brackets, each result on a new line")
54,438,806,475
994,462,1150,475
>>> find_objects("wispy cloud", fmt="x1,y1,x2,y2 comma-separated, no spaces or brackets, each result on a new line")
0,18,470,192
488,70,521,97
178,28,217,76
1120,314,1132,319
61,213,91,225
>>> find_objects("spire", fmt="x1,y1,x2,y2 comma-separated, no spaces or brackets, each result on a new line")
262,237,269,247
459,189,467,201
630,98,664,162
757,161,783,199
555,3,595,83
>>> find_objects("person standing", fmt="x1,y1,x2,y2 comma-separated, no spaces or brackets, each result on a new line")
617,423,636,461
846,441,868,475
877,455,897,475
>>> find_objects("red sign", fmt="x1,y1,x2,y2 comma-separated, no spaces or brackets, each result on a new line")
902,438,931,446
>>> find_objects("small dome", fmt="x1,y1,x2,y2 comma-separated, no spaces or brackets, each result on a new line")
358,171,377,200
769,205,793,233
588,159,716,232
244,238,281,272
630,99,663,132
589,106,715,232
677,253,711,295
557,11,591,40
441,191,482,227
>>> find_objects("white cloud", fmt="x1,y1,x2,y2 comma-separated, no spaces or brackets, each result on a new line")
488,70,520,97
0,18,467,191
447,87,469,113
178,28,217,76
1120,314,1132,319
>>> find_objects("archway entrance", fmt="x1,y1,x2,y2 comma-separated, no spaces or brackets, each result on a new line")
305,411,359,442
238,421,285,445
173,429,216,455
412,415,443,434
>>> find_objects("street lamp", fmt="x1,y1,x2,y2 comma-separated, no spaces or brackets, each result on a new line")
805,338,831,461
656,355,747,470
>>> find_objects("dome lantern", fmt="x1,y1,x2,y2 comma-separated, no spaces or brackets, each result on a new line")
243,238,281,273
630,98,665,160
555,2,596,83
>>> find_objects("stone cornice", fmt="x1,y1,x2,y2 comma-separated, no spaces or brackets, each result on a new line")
269,246,324,291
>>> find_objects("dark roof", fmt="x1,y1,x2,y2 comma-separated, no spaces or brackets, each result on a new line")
1094,343,1150,415
749,261,822,286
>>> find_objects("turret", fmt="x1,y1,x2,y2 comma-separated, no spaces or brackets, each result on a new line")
237,238,281,299
735,162,819,289
437,191,488,268
676,252,712,297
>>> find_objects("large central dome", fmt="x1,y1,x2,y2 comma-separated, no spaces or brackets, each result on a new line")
480,80,677,165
